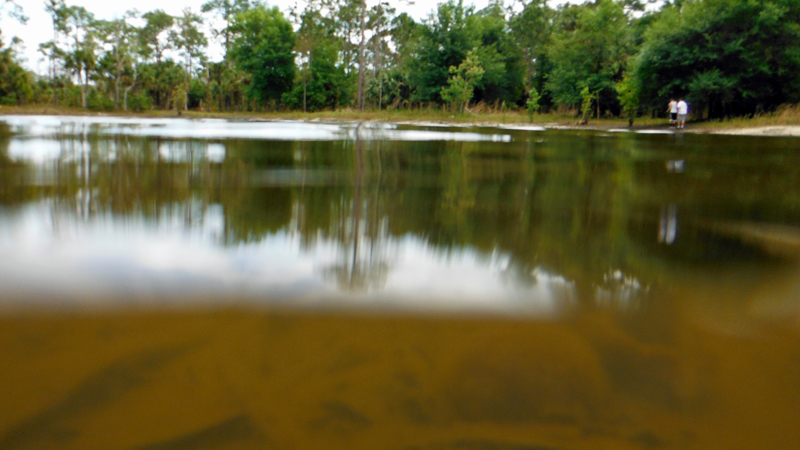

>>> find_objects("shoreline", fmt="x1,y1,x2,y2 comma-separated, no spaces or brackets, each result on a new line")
2,106,799,137
706,126,800,137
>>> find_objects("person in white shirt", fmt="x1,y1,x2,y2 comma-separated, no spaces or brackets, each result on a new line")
677,99,688,128
667,99,678,128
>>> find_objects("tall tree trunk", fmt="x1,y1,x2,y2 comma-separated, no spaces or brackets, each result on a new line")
51,24,58,107
357,0,366,111
124,64,138,111
375,3,382,110
115,72,121,109
185,56,191,111
204,68,211,112
52,60,58,107
80,70,87,108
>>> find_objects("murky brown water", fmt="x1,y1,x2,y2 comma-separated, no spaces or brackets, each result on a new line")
1,116,799,449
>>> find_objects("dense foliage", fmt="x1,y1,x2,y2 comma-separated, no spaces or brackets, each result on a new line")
636,0,800,118
229,5,296,107
0,33,34,105
1,0,799,119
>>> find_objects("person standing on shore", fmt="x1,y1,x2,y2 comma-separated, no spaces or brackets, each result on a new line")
677,98,688,129
668,99,678,128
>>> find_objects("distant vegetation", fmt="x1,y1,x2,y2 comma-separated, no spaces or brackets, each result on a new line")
1,0,800,123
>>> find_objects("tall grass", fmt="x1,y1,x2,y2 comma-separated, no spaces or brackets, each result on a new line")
773,103,800,123
694,103,800,130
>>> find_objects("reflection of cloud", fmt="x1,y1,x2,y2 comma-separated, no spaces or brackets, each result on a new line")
8,139,63,163
0,116,511,144
498,125,547,132
158,141,226,163
7,135,226,166
0,205,333,306
354,238,574,315
635,130,675,135
365,129,511,142
0,201,572,316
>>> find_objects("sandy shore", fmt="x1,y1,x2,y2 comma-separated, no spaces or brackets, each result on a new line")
704,125,800,136
402,121,800,137
3,107,800,137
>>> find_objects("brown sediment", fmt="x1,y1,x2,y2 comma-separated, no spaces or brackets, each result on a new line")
0,308,798,450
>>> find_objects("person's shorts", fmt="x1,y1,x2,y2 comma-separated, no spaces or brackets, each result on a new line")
670,113,677,121
678,114,687,122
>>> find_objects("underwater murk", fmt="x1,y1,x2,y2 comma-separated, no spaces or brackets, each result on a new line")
0,116,798,450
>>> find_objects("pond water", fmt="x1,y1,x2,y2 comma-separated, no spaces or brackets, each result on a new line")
1,115,799,449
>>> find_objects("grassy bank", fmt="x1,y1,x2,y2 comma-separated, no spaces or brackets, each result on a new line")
688,104,800,132
2,104,800,132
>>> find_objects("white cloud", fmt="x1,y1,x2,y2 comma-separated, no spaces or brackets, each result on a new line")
0,199,571,315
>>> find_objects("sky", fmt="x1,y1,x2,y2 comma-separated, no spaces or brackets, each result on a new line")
1,0,495,74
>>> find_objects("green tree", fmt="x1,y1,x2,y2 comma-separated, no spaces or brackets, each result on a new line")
615,68,640,126
546,0,632,112
283,3,349,111
41,0,70,106
201,0,252,111
470,1,525,105
139,10,174,65
635,0,800,118
373,12,420,108
1,0,27,23
365,1,397,109
388,12,419,70
62,6,97,108
408,0,478,103
510,0,552,92
139,10,176,108
409,0,523,106
580,86,593,123
173,8,206,78
229,5,295,107
141,60,184,110
207,60,246,111
173,8,207,110
441,49,484,112
526,87,541,119
333,0,362,83
95,12,139,109
201,0,251,57
0,33,35,105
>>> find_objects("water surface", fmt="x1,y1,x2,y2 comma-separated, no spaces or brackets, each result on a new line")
1,115,799,449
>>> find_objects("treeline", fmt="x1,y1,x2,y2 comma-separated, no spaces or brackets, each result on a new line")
1,0,800,120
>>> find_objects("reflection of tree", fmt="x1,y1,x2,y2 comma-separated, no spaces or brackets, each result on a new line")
320,124,393,292
0,123,12,166
6,133,245,240
222,187,292,244
9,127,800,307
0,123,19,205
439,141,477,235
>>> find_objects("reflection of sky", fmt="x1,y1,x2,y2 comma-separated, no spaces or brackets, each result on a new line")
0,201,573,315
0,115,511,143
7,137,227,165
7,139,63,164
